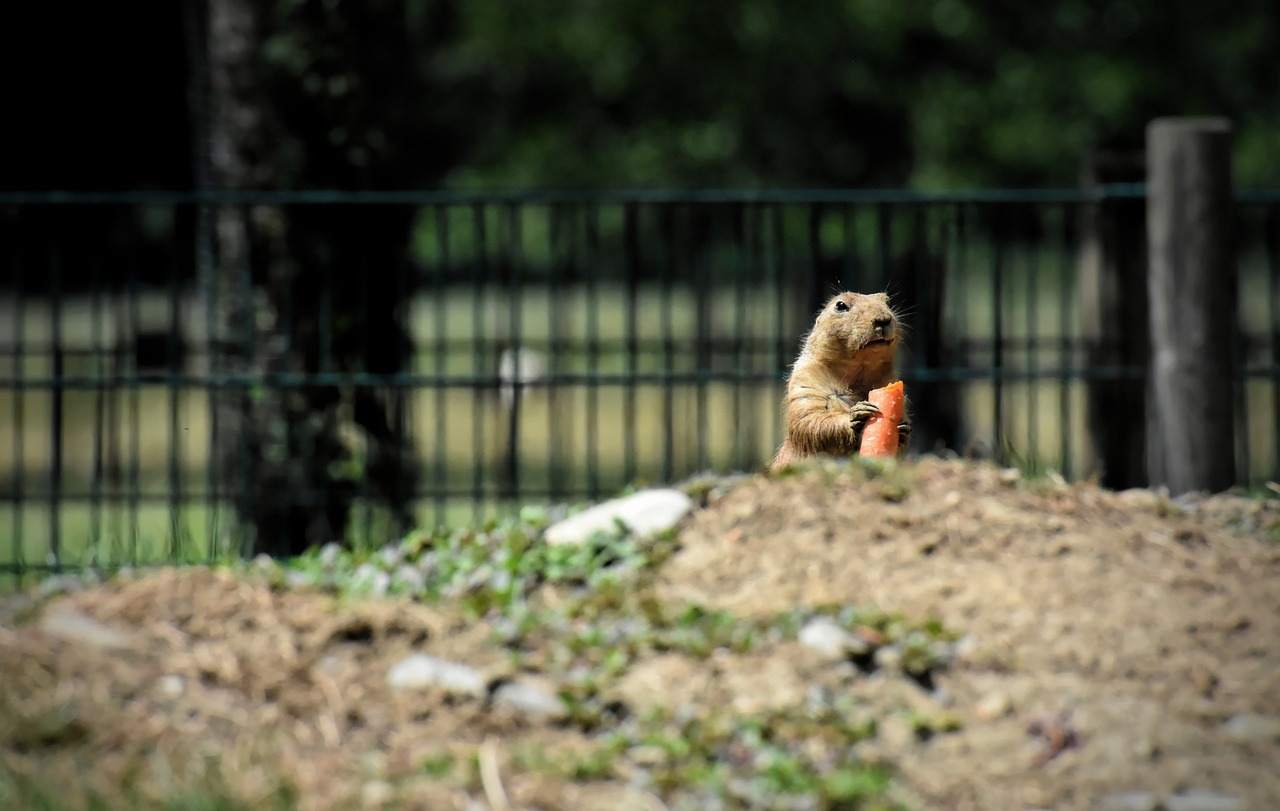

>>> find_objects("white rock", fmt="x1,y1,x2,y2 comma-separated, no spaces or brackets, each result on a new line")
318,542,343,566
544,489,694,546
38,574,87,598
1095,791,1159,811
386,654,486,696
39,610,137,651
1163,791,1245,811
492,680,567,719
873,645,902,672
798,617,868,659
975,691,1012,721
157,675,186,697
1222,713,1280,743
393,564,427,594
361,780,394,808
376,545,405,568
352,563,392,597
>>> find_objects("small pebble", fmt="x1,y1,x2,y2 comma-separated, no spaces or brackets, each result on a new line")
38,574,87,598
1163,790,1245,811
1222,713,1280,743
352,564,392,597
39,610,137,651
492,680,567,719
873,645,902,672
975,691,1012,721
318,542,343,566
1095,792,1159,811
798,617,869,659
393,564,427,594
806,684,835,712
386,654,486,696
361,780,394,808
157,675,186,698
376,545,404,569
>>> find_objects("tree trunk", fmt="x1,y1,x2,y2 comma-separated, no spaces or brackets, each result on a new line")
193,0,420,556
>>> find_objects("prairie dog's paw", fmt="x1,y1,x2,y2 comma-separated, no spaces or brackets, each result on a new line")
848,399,881,445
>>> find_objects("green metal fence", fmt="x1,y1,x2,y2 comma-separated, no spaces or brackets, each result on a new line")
2,188,1278,582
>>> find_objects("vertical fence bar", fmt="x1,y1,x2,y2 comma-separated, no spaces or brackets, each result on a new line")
107,273,123,561
876,204,893,293
1268,204,1280,479
744,203,763,468
772,204,789,382
10,255,24,581
905,203,929,448
547,203,562,502
167,215,185,559
1025,212,1040,464
992,215,1006,457
393,217,413,538
471,203,488,522
48,244,63,570
623,202,639,485
198,198,221,562
732,202,747,471
921,201,960,454
842,204,857,289
89,254,106,561
1058,205,1074,478
500,202,523,503
1229,194,1249,489
126,248,142,563
311,215,331,539
808,205,824,316
236,205,256,555
433,205,449,527
660,204,675,482
694,205,710,472
952,203,968,452
1234,248,1251,487
358,247,373,542
584,203,601,500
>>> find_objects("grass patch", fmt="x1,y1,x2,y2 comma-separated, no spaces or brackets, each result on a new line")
514,705,903,810
0,762,297,811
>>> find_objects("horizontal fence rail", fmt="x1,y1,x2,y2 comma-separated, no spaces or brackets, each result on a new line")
2,188,1278,583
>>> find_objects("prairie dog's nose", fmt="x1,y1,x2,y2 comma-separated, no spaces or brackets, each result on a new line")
873,316,895,340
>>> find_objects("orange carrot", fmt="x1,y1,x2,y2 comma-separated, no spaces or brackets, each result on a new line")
859,380,905,458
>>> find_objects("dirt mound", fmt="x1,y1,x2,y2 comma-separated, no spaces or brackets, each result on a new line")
659,457,1280,809
2,458,1279,810
0,568,557,809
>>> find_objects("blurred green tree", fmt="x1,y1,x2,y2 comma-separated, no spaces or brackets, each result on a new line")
437,0,1277,188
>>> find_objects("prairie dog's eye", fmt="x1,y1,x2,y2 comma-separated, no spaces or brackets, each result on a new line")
834,300,849,312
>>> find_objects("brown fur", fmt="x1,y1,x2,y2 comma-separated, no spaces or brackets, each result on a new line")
770,291,905,470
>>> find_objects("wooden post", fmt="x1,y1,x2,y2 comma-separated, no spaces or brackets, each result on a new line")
1146,118,1237,494
1079,150,1149,489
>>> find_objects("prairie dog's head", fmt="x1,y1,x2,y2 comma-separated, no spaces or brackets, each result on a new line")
808,291,899,355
